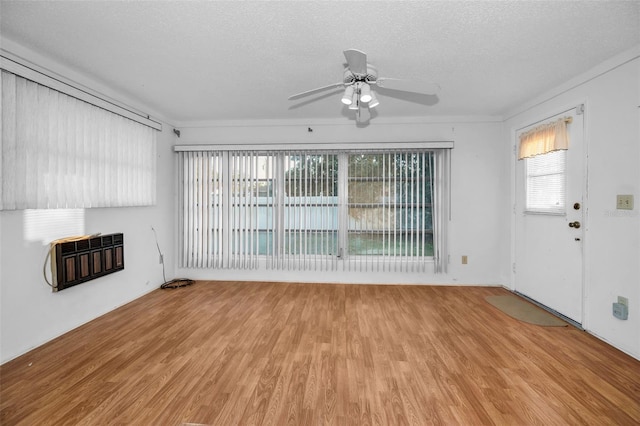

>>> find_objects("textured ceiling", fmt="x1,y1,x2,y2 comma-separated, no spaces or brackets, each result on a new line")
1,1,639,124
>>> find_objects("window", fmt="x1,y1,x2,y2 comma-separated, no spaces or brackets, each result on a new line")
518,115,571,215
282,153,339,265
347,152,433,257
525,150,566,214
178,147,449,273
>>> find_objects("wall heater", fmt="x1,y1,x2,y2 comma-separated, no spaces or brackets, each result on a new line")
51,233,124,292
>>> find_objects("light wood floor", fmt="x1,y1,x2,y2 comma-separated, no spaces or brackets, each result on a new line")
1,282,639,425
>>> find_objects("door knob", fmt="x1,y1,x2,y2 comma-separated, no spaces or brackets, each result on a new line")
568,221,581,229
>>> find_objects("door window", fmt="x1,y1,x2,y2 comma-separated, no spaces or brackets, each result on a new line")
525,150,566,214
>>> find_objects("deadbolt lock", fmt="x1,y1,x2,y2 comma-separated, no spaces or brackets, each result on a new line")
568,221,581,229
573,202,581,210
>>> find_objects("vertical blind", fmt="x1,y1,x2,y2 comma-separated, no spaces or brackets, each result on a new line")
179,151,225,268
344,151,435,272
1,70,156,210
178,148,448,273
279,151,339,271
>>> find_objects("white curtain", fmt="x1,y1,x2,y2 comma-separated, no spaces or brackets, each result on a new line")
1,70,156,210
518,117,571,160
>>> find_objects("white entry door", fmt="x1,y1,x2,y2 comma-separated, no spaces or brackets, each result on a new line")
514,108,584,324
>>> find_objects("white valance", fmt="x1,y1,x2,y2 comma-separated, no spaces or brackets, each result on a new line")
518,117,571,160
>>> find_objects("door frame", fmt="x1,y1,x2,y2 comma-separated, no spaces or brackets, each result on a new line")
509,101,589,328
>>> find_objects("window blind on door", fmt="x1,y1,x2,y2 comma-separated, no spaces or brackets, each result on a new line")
525,150,566,214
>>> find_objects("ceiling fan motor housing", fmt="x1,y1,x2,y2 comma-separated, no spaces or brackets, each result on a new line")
344,65,378,86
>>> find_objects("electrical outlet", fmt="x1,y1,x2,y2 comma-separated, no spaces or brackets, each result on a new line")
461,255,468,265
618,296,628,307
616,194,634,210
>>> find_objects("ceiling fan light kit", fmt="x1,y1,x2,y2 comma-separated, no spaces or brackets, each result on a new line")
348,93,359,110
368,91,379,109
341,85,355,105
359,83,372,103
289,48,439,124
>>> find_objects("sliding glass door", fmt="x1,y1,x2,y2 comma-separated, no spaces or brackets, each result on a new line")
178,148,446,273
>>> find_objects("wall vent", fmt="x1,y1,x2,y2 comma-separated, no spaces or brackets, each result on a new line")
51,233,124,292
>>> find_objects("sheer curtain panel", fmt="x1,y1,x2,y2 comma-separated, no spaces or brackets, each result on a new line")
1,70,156,210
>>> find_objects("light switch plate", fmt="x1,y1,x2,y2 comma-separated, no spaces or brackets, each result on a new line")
616,194,634,210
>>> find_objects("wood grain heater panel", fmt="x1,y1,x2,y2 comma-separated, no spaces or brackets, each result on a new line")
54,233,124,292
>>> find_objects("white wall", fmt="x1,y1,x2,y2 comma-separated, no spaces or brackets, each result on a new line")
505,48,640,359
0,126,175,364
174,118,511,286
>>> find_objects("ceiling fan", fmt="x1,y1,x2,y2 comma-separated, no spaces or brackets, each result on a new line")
288,49,440,124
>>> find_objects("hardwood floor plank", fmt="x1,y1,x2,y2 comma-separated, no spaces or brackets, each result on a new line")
2,282,639,425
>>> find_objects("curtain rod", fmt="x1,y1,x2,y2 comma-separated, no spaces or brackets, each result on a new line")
0,54,162,131
516,105,579,133
519,116,573,138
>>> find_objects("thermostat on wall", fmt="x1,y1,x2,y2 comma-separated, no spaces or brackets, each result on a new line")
612,302,628,320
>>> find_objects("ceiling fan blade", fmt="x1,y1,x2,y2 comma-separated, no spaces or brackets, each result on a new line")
288,82,344,100
375,77,441,95
343,49,367,76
